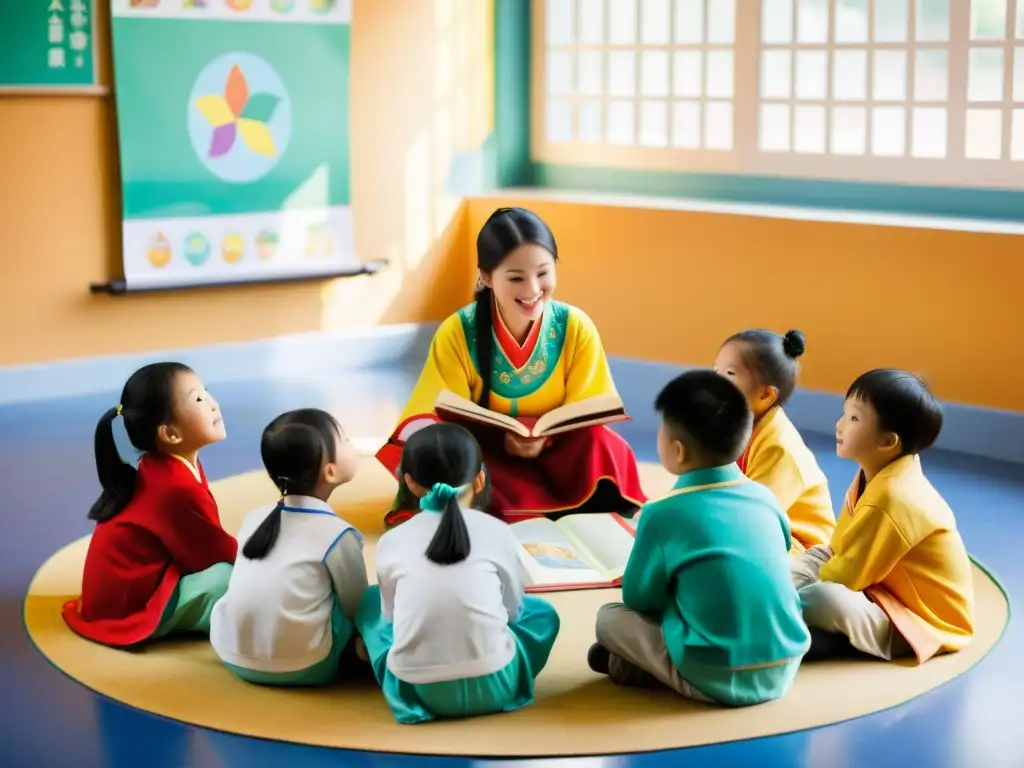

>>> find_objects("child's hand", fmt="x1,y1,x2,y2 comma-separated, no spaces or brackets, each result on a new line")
791,544,834,591
805,544,834,565
504,432,546,459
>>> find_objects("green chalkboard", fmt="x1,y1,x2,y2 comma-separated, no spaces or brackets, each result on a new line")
0,0,97,91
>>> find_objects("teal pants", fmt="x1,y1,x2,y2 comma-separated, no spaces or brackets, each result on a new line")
223,598,356,687
356,585,560,724
151,562,232,639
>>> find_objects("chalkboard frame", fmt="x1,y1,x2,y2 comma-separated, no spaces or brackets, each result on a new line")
0,0,104,96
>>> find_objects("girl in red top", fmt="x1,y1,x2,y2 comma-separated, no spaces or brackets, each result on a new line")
62,362,238,647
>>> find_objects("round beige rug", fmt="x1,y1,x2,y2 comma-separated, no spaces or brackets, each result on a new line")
24,456,1008,757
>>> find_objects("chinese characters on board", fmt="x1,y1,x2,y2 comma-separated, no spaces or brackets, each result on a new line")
46,0,90,70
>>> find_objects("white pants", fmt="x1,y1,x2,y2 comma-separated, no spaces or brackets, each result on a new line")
594,603,715,703
791,549,911,661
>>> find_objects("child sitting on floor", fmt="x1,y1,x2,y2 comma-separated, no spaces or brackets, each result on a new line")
714,328,835,553
62,363,237,648
356,422,560,724
210,408,369,686
793,369,975,663
589,369,810,707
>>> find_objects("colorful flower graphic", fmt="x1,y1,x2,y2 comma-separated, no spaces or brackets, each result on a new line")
187,52,291,183
194,64,281,160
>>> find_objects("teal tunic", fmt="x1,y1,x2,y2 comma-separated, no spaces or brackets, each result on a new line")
356,586,560,724
622,464,810,706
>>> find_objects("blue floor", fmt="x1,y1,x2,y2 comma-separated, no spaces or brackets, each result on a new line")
2,366,1022,768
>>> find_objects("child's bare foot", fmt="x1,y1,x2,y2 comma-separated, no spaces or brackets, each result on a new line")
355,636,369,662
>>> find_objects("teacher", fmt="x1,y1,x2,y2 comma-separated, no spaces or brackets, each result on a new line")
377,207,647,528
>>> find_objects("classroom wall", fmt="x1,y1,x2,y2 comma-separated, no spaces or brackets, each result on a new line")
466,196,1022,413
3,4,1018,416
0,0,490,367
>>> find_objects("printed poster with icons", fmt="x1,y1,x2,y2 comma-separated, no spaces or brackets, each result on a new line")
108,0,356,290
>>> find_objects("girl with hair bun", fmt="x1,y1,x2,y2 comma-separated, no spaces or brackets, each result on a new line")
357,422,560,724
714,329,835,553
376,206,646,528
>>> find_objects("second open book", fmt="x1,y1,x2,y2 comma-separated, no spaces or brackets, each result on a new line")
511,512,637,592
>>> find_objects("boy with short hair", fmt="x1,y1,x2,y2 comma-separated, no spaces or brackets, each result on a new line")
589,370,810,707
794,369,974,663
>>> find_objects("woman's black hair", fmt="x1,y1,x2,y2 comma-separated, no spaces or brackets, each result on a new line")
725,328,806,407
401,422,483,566
89,362,194,523
243,408,341,561
846,369,943,456
474,207,558,408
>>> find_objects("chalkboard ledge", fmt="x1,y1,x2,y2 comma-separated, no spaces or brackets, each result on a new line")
89,260,389,296
0,85,110,97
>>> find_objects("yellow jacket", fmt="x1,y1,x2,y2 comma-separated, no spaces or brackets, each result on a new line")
396,300,617,425
741,407,835,552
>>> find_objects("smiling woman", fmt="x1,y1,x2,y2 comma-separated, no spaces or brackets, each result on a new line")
376,207,647,527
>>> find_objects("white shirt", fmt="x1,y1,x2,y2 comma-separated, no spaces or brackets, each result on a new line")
210,495,368,674
375,506,526,684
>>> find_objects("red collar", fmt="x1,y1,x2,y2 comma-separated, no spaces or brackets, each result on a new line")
492,299,543,370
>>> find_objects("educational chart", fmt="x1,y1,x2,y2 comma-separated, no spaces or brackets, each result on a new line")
0,0,97,92
108,0,355,290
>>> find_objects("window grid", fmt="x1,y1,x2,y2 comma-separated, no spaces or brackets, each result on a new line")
755,1,953,160
962,0,1024,162
532,0,1024,187
532,0,746,173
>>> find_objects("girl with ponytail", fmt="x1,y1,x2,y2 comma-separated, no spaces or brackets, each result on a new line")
357,422,561,725
210,409,370,686
62,363,237,648
378,206,646,529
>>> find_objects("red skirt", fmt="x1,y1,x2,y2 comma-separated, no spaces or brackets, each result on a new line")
382,423,648,527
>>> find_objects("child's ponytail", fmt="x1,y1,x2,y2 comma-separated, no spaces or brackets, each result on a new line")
88,405,140,522
242,500,283,560
246,409,342,560
87,361,196,522
423,482,472,565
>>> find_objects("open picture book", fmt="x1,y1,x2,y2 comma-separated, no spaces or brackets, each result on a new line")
434,389,628,439
511,512,637,592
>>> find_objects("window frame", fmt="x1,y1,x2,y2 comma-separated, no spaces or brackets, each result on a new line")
529,0,751,173
530,0,1024,191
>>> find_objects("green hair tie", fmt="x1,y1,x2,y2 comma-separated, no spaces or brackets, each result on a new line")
420,482,463,512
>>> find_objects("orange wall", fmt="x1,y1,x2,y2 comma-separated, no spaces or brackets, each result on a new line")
0,0,488,367
3,5,1018,415
467,197,1022,413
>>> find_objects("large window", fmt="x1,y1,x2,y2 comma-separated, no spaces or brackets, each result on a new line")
532,0,1024,188
532,0,750,171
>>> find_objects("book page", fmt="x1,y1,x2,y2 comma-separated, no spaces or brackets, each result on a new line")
434,390,529,437
534,394,627,436
558,513,636,580
510,518,607,587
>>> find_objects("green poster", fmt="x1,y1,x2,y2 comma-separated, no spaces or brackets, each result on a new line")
108,0,355,289
0,0,97,91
